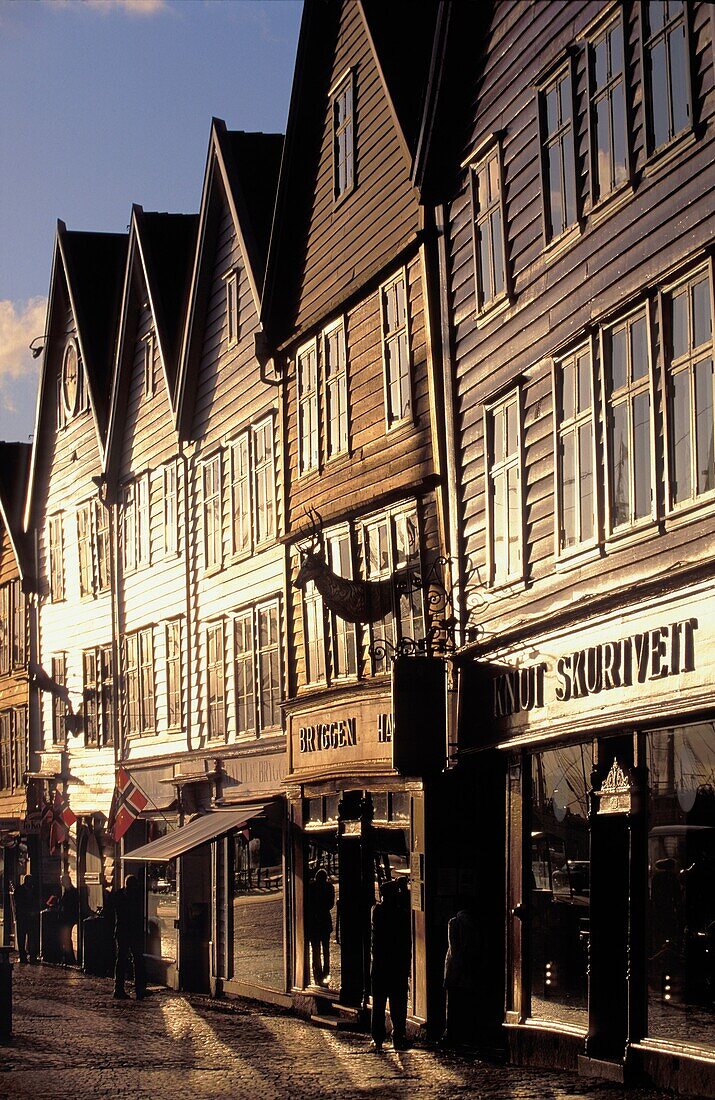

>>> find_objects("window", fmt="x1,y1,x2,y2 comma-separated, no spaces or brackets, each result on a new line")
48,514,64,601
643,0,691,154
234,612,255,737
665,268,714,508
51,655,67,744
10,580,26,670
257,602,281,731
302,568,326,685
230,435,251,556
364,504,423,673
297,341,319,474
125,628,154,736
121,474,150,572
0,713,10,790
77,502,94,597
486,392,523,582
166,619,182,729
540,65,578,241
323,321,348,458
206,622,226,741
83,649,99,747
470,144,507,311
143,330,155,398
555,347,597,552
0,586,8,676
604,308,653,530
60,338,86,422
253,419,276,544
12,706,27,788
203,454,222,570
225,269,239,347
381,270,412,428
326,529,357,679
333,70,355,199
95,500,111,592
99,644,114,746
163,461,179,557
588,15,629,202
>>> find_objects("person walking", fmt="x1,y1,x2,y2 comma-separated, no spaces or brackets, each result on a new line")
370,878,411,1052
113,874,147,1000
307,867,335,985
443,900,479,1048
58,872,80,966
13,873,40,965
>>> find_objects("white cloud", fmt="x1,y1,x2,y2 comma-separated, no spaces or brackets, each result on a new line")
0,297,48,385
53,0,171,17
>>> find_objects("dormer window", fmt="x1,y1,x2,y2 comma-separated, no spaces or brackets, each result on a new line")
224,268,239,348
332,70,355,200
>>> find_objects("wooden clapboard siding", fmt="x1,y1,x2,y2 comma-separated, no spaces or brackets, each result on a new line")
285,0,420,340
187,164,286,752
444,0,715,643
0,518,29,819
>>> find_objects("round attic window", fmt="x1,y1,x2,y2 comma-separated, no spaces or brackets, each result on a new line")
62,339,80,417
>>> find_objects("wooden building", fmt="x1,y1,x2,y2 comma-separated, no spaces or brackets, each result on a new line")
114,123,287,1003
262,0,450,1031
24,224,127,954
418,0,715,1093
0,442,32,944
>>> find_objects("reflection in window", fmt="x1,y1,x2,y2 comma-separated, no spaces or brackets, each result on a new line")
227,819,284,991
589,16,628,202
605,310,653,530
529,744,590,1026
647,723,715,1049
643,0,691,153
487,392,522,582
556,348,595,550
541,67,577,241
145,842,177,964
471,145,507,311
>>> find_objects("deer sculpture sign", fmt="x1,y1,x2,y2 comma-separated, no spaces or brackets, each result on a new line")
293,507,394,624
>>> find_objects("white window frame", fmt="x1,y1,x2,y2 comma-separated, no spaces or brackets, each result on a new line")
380,268,413,430
322,318,349,460
125,627,155,737
642,0,692,156
163,460,179,557
297,339,319,475
538,60,579,244
662,262,715,513
587,11,630,205
326,525,357,681
12,705,27,789
300,552,326,686
0,712,10,791
206,621,226,742
202,453,223,571
95,498,111,593
10,579,26,671
252,417,276,545
601,303,657,536
362,502,423,674
77,501,94,598
230,434,252,557
256,600,281,733
143,329,155,398
99,643,114,747
233,610,255,738
470,139,509,314
484,389,525,585
51,654,67,744
83,648,99,747
121,474,150,572
553,341,599,558
332,69,355,201
165,618,182,730
0,586,9,676
48,513,65,602
224,268,240,348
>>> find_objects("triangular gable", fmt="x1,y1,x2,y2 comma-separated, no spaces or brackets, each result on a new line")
104,206,197,482
176,119,283,439
24,222,127,530
0,442,31,581
261,0,435,348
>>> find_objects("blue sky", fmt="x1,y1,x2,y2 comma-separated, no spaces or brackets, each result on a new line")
0,0,302,442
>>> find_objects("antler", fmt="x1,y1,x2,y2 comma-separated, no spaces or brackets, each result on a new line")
304,505,323,543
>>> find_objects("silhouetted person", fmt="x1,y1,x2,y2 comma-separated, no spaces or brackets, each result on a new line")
443,900,479,1048
371,879,411,1051
307,868,335,985
13,873,39,964
59,872,79,965
114,874,147,999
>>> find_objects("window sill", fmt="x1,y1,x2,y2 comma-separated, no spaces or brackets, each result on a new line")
585,180,635,232
519,1016,588,1038
297,465,321,484
254,535,278,552
641,128,697,182
203,564,223,578
664,492,715,532
604,518,660,553
323,449,352,472
228,547,253,566
554,541,603,573
486,575,527,595
631,1037,715,1062
475,293,512,330
542,221,582,262
333,182,357,213
385,416,418,439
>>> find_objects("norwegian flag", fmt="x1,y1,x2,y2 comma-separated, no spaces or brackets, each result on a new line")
41,789,78,854
109,768,149,843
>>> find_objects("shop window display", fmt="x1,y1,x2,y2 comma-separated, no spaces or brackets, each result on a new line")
529,743,590,1026
647,723,715,1049
146,858,177,963
229,818,284,992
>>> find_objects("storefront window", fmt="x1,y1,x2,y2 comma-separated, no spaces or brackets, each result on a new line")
229,818,284,992
146,856,177,963
529,744,590,1026
647,723,715,1050
306,832,341,994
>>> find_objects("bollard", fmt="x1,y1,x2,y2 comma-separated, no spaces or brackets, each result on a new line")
0,946,13,1041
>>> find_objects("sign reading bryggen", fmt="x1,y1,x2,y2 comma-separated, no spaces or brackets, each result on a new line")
288,693,394,780
482,584,715,739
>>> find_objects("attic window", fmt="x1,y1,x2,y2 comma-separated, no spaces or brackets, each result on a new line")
61,338,84,421
224,269,240,348
332,70,355,200
143,329,155,398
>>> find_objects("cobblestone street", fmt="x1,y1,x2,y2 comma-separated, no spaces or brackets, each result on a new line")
0,959,680,1100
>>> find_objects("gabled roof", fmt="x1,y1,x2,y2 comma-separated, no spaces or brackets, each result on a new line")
261,0,439,347
104,206,198,481
0,442,31,581
175,119,283,439
24,222,127,530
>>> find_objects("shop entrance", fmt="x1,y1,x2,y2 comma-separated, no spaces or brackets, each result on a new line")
304,790,410,1008
179,844,211,993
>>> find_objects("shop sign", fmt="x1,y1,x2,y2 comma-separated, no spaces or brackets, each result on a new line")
594,757,632,815
288,694,394,780
21,811,43,835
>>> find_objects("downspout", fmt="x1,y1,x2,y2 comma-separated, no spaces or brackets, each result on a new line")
109,486,122,887
181,443,194,755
